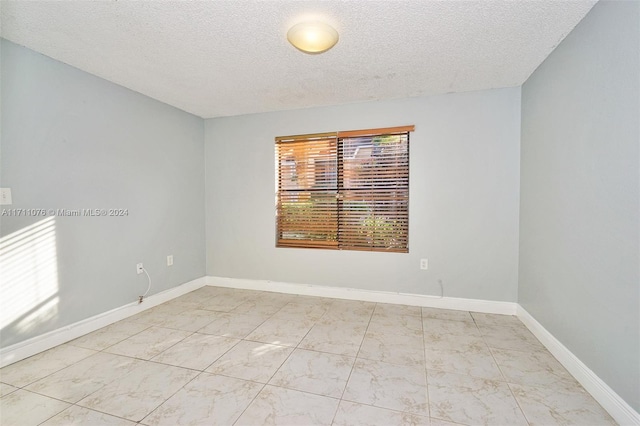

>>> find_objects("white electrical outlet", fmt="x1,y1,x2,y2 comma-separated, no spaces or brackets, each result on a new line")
420,258,428,270
0,188,12,205
136,263,144,274
167,255,173,266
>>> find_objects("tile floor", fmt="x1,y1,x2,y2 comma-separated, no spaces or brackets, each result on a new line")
0,286,616,425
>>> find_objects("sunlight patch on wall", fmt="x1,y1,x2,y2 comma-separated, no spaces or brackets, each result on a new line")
0,217,60,339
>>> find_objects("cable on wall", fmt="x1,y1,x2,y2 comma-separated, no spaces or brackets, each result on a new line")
139,267,151,304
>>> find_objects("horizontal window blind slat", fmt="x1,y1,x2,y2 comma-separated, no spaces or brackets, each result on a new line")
276,132,337,142
337,125,414,138
277,240,339,249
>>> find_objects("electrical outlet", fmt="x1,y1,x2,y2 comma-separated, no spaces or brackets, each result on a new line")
420,258,428,270
136,263,144,274
167,255,173,266
0,188,12,205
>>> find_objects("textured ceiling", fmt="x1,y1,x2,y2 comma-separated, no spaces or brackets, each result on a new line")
0,1,596,118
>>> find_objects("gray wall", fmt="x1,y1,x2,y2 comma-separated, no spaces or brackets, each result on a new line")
519,0,639,411
205,88,521,302
0,40,206,347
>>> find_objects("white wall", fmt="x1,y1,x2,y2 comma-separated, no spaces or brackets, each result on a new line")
0,40,206,347
205,88,521,302
519,0,639,411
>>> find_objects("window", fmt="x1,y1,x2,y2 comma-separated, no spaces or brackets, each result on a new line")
276,125,412,252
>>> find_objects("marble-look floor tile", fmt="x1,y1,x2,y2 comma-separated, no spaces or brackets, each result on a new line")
206,341,293,383
478,324,545,352
343,358,428,416
40,405,136,425
0,344,96,387
471,312,526,329
358,328,425,367
320,302,374,324
423,318,480,339
0,389,70,426
193,286,241,298
153,309,220,332
142,373,263,426
162,298,211,311
232,297,291,316
170,287,237,304
149,302,193,314
78,361,198,422
369,312,423,333
235,385,339,426
151,333,240,370
332,400,430,426
425,345,503,381
491,348,577,387
104,326,191,359
424,330,487,351
165,292,209,305
271,301,329,321
293,295,335,306
69,320,150,350
197,312,268,338
227,288,264,300
0,382,18,397
200,293,250,312
374,303,422,317
325,299,375,313
510,381,616,425
422,307,473,322
269,349,354,398
429,419,464,426
428,370,527,426
128,303,189,325
259,291,295,302
299,321,367,357
246,317,315,347
26,352,143,403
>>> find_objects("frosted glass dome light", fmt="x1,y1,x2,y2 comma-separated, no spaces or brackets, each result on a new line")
287,21,339,54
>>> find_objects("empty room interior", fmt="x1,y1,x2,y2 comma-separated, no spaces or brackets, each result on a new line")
0,0,638,425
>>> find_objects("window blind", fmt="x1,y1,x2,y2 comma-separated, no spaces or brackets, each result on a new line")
337,128,410,252
276,125,412,252
276,133,338,249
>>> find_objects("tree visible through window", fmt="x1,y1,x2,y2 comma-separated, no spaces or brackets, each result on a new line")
276,126,412,252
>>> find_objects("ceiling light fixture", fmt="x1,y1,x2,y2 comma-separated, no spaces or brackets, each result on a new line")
287,21,339,54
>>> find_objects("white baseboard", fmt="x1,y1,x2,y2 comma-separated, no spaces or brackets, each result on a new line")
207,276,517,315
517,305,640,426
0,276,207,368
